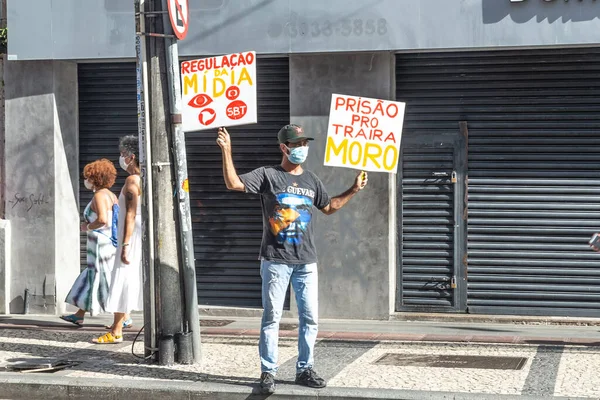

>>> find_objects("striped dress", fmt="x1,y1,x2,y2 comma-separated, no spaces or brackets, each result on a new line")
65,198,116,316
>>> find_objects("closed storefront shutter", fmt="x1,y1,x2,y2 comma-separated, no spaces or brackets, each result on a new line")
396,48,600,317
78,63,138,269
398,134,467,312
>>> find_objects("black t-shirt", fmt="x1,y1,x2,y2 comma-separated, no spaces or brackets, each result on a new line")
239,165,331,264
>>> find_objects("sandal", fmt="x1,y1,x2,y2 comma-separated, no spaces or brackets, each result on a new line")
60,314,84,326
92,332,123,344
104,318,133,330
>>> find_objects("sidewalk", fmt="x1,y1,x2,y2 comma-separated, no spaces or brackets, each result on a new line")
0,314,599,399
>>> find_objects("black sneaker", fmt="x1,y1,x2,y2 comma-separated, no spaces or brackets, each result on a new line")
295,368,327,388
259,372,276,394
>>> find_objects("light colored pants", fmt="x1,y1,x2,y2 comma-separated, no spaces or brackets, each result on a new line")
259,260,319,375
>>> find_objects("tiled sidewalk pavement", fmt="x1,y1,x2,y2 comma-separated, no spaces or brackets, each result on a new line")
0,327,599,398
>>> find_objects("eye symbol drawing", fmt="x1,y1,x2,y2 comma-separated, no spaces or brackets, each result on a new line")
188,93,213,108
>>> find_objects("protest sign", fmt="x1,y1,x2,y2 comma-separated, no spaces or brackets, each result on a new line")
324,94,405,174
181,51,257,132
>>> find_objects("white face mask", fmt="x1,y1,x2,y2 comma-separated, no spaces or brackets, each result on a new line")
84,179,94,190
119,155,131,172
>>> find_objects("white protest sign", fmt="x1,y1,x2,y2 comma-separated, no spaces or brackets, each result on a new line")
181,51,257,132
324,94,405,174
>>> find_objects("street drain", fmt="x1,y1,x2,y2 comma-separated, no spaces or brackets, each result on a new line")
374,353,527,370
200,319,234,327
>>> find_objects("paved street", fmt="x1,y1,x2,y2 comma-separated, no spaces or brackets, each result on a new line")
0,315,599,398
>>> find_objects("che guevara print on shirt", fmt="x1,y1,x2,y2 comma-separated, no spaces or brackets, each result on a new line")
269,188,314,245
239,166,330,264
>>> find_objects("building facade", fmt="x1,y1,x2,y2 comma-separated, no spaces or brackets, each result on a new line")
2,0,600,319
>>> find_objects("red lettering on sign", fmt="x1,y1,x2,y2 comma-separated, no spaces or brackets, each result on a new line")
346,98,357,112
334,96,399,119
333,125,389,142
229,54,238,67
181,61,190,74
226,100,248,120
358,99,372,114
384,132,397,143
193,60,201,73
344,125,354,138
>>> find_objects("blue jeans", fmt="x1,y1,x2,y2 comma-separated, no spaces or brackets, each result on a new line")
259,260,319,375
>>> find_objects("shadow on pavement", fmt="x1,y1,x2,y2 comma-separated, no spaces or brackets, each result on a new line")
0,327,139,344
0,316,120,331
0,339,306,394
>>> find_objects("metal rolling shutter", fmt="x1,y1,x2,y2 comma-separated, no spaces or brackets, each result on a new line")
78,63,137,269
400,146,456,309
396,48,600,317
186,57,290,308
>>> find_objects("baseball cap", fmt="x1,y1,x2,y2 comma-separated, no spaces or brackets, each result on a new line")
277,124,314,144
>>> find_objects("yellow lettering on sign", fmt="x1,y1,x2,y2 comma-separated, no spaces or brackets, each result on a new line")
325,137,398,172
213,78,226,98
348,141,362,165
364,143,382,169
238,67,253,86
383,145,399,171
325,137,348,164
183,75,198,96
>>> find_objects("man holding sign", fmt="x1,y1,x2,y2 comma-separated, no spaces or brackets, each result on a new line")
217,124,367,394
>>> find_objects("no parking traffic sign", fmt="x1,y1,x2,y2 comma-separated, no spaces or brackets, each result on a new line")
168,0,189,40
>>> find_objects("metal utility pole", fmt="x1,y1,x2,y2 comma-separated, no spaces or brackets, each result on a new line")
145,0,185,366
160,0,202,364
136,0,200,364
135,0,158,362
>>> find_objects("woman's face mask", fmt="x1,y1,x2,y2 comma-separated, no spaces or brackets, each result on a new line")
84,179,94,191
119,155,132,172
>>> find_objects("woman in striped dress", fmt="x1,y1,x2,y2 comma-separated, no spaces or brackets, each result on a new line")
61,159,122,324
94,136,142,344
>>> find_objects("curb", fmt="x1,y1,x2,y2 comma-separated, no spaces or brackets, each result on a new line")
0,373,587,400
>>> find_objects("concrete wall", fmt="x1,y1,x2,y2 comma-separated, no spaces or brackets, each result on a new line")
290,53,395,320
8,0,600,60
4,60,79,314
53,62,80,315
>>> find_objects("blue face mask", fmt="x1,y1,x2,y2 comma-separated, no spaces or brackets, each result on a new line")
285,145,309,164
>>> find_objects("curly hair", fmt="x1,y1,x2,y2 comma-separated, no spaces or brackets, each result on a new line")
83,159,117,190
119,135,140,166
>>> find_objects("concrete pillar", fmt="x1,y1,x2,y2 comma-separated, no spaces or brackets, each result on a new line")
289,53,395,320
4,60,79,315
